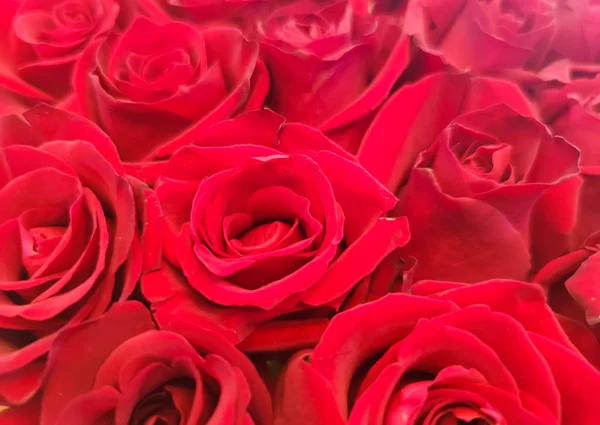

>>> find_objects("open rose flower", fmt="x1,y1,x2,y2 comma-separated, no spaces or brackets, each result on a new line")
356,71,600,283
391,104,581,282
142,109,411,352
257,0,410,153
275,280,600,425
405,0,555,72
0,105,159,407
74,17,269,162
1,302,272,425
0,0,134,112
357,72,537,192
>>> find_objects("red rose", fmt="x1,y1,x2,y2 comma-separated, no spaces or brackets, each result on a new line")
394,104,580,282
357,72,537,192
142,109,411,352
0,0,133,112
0,105,157,407
405,0,555,72
73,17,269,162
257,0,410,153
2,302,273,425
274,280,600,425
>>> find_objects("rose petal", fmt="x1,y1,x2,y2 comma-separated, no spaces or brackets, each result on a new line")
40,302,156,425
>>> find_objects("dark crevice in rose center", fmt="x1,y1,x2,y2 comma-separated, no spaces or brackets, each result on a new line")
128,375,221,425
130,390,181,425
463,156,493,174
434,412,492,425
451,140,513,182
130,377,200,425
422,404,495,425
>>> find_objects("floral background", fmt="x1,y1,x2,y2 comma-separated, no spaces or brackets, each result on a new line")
1,0,600,424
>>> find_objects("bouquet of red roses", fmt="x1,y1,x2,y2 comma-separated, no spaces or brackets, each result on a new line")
1,0,599,424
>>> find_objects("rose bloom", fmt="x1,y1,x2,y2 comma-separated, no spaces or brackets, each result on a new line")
142,109,411,352
405,0,555,72
397,105,581,282
0,105,160,408
73,16,269,163
357,71,537,191
256,0,410,153
275,280,600,425
1,301,273,425
0,0,135,112
356,71,592,282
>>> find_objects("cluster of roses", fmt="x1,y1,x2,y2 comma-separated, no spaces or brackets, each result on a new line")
1,0,600,424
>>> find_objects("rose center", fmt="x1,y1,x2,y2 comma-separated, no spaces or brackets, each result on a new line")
22,226,67,277
463,155,492,174
230,219,305,254
143,49,191,82
131,391,180,425
55,1,95,29
499,0,524,18
278,15,331,44
417,398,498,425
297,18,328,38
432,408,495,425
130,377,214,425
479,0,532,33
29,226,66,253
454,141,513,183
